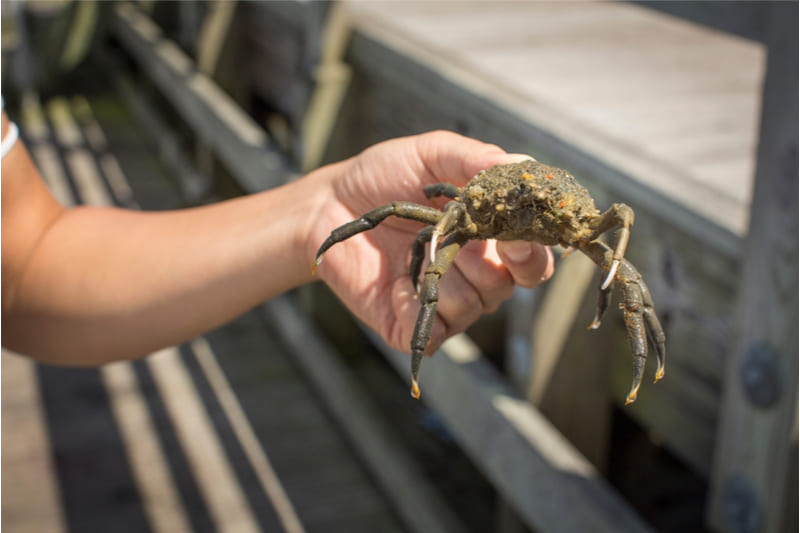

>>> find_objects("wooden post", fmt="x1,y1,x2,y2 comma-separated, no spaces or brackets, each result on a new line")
300,1,352,172
364,330,654,532
111,3,294,194
707,4,798,533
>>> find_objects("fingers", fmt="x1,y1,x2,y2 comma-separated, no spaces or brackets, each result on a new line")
389,241,509,356
414,131,536,185
496,241,555,288
390,277,447,356
390,239,555,356
453,240,515,313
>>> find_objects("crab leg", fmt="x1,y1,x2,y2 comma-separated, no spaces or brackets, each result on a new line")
430,201,468,259
580,240,666,403
587,282,611,330
587,203,635,290
620,279,647,404
410,226,434,293
639,281,666,381
411,232,470,399
617,257,666,384
313,202,442,273
423,182,460,199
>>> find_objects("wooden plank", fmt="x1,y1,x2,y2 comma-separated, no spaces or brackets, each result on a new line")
1,350,66,533
110,68,210,203
360,329,653,533
110,2,294,194
188,338,305,533
147,348,262,533
335,26,743,259
342,1,762,241
196,1,237,76
262,295,468,533
341,1,752,257
526,251,614,471
101,362,194,533
527,251,597,405
300,1,353,172
706,4,798,533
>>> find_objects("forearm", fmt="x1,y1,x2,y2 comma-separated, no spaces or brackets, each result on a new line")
2,162,341,365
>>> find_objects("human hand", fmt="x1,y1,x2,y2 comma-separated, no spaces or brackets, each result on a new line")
308,131,554,356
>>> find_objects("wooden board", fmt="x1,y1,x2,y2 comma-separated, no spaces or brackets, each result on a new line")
342,0,764,240
707,5,799,533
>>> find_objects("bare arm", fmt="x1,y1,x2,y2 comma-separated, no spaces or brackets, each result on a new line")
2,122,552,366
2,111,339,363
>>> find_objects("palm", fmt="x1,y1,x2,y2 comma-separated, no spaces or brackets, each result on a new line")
310,132,526,353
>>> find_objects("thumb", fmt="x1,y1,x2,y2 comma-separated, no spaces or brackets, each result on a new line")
496,241,555,288
492,152,537,166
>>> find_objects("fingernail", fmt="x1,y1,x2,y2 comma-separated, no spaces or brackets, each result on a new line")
501,153,536,164
501,242,533,263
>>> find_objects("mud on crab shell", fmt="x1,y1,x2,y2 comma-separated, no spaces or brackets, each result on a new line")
313,159,666,404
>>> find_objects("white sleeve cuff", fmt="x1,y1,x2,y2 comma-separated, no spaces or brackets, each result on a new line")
1,120,19,159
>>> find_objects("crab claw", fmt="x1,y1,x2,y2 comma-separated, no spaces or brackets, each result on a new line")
625,355,646,405
600,259,620,290
654,348,666,382
625,388,639,405
311,254,323,275
410,350,423,399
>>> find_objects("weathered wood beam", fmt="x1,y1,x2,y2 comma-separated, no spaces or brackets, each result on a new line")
111,68,211,204
261,295,468,533
343,4,746,260
110,2,294,194
707,4,799,533
362,329,654,533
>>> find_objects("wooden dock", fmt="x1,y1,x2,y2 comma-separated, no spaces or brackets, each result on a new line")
2,2,796,533
2,92,415,533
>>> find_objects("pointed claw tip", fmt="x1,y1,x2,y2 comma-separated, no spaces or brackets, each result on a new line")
625,391,638,405
625,383,641,405
587,319,601,330
654,367,665,383
411,380,421,399
601,259,620,290
312,254,323,276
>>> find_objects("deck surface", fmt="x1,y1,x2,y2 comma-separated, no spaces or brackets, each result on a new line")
345,1,765,236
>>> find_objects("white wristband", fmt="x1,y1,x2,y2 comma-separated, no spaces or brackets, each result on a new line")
1,120,19,159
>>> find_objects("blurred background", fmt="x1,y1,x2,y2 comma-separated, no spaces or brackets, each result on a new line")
2,2,796,533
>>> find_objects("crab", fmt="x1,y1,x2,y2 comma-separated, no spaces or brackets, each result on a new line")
313,160,666,404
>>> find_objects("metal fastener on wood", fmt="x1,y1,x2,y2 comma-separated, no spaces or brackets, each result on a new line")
721,475,762,533
739,341,782,409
